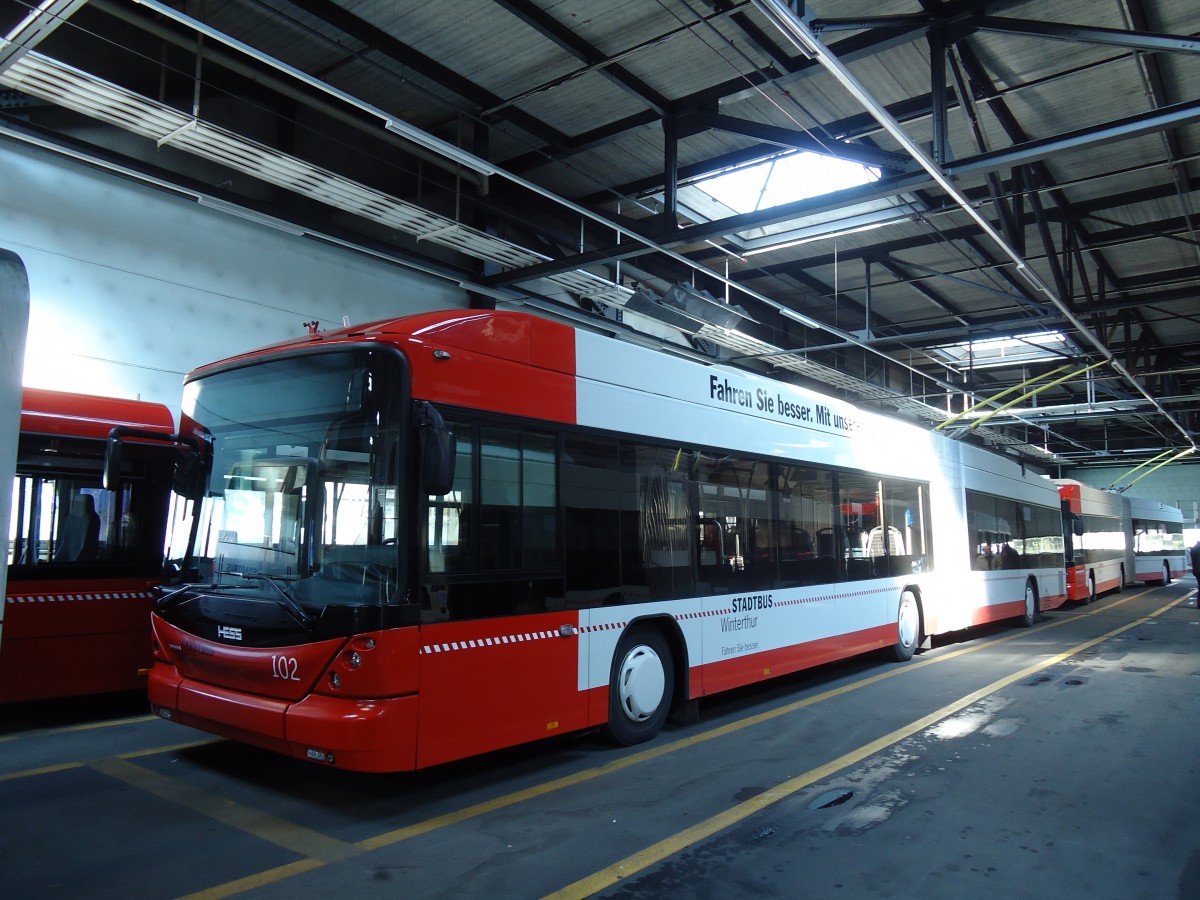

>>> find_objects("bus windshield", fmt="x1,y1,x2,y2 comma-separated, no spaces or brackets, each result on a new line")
167,348,407,619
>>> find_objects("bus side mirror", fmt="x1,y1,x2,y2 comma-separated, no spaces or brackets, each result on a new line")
105,426,207,499
416,401,455,496
1072,518,1085,537
103,433,124,491
173,451,207,502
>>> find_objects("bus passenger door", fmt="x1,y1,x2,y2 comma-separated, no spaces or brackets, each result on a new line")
416,420,587,767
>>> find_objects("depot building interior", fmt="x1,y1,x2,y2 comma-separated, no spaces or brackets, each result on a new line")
5,4,1200,897
2,1,1199,524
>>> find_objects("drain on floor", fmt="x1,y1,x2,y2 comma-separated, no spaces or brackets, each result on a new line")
810,788,854,810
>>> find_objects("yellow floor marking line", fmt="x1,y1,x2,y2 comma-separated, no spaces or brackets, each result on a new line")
544,593,1188,899
0,760,84,782
176,860,327,900
119,737,224,759
0,737,220,782
89,757,357,863
0,712,158,743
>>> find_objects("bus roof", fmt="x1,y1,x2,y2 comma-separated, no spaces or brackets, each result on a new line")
21,387,175,440
187,310,576,381
1125,495,1184,522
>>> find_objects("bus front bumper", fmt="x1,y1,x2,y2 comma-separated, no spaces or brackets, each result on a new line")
149,664,419,772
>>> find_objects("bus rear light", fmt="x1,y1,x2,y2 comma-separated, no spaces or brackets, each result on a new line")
347,651,363,669
329,672,341,690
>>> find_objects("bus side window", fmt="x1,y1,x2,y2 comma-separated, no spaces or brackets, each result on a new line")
774,463,837,586
9,476,36,565
562,434,623,608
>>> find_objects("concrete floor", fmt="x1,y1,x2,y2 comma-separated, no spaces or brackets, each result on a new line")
2,580,1198,900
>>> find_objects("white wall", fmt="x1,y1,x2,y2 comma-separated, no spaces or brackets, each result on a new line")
0,139,469,412
0,250,30,601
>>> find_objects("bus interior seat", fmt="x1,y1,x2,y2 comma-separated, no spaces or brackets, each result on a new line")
866,525,905,557
816,527,836,557
55,493,100,562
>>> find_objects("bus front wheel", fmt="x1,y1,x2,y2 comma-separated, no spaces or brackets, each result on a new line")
1020,581,1039,628
603,626,674,746
890,591,921,661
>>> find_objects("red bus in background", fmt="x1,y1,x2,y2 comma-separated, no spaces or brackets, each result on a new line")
1055,479,1128,603
2,388,175,704
139,310,1066,772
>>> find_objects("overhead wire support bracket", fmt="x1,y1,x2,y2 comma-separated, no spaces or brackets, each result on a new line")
936,363,1073,431
1105,448,1178,490
968,360,1109,430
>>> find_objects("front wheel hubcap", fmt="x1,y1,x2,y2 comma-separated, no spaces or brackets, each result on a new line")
617,646,665,722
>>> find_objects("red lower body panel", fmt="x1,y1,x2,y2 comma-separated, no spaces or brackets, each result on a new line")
698,623,894,697
1,583,155,703
149,664,419,772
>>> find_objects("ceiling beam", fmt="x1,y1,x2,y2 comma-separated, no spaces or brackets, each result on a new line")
489,0,672,115
283,0,570,150
968,16,1200,55
677,110,910,170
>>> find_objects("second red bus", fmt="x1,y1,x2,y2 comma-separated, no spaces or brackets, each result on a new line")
2,388,175,704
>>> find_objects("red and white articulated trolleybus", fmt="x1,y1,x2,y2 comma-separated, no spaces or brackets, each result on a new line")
139,310,1065,772
1125,495,1187,585
2,388,175,704
1054,479,1129,603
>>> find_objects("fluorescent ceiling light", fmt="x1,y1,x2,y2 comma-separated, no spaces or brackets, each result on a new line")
196,197,306,235
384,119,497,177
126,0,496,177
778,306,822,329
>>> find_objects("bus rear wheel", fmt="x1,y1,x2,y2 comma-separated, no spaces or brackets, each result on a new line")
603,626,674,746
889,591,921,661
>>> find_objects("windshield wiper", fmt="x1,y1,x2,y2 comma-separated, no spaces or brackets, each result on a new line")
156,582,210,611
217,570,315,629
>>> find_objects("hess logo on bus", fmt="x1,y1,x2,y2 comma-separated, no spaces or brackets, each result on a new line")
217,625,243,641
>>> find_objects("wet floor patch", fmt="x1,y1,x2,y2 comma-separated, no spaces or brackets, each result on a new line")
981,717,1023,738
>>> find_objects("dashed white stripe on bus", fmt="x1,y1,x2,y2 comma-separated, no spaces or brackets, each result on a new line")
422,625,617,655
417,584,905,655
5,591,154,604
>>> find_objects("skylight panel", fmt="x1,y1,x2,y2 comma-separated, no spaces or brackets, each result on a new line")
931,332,1074,370
697,151,881,215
